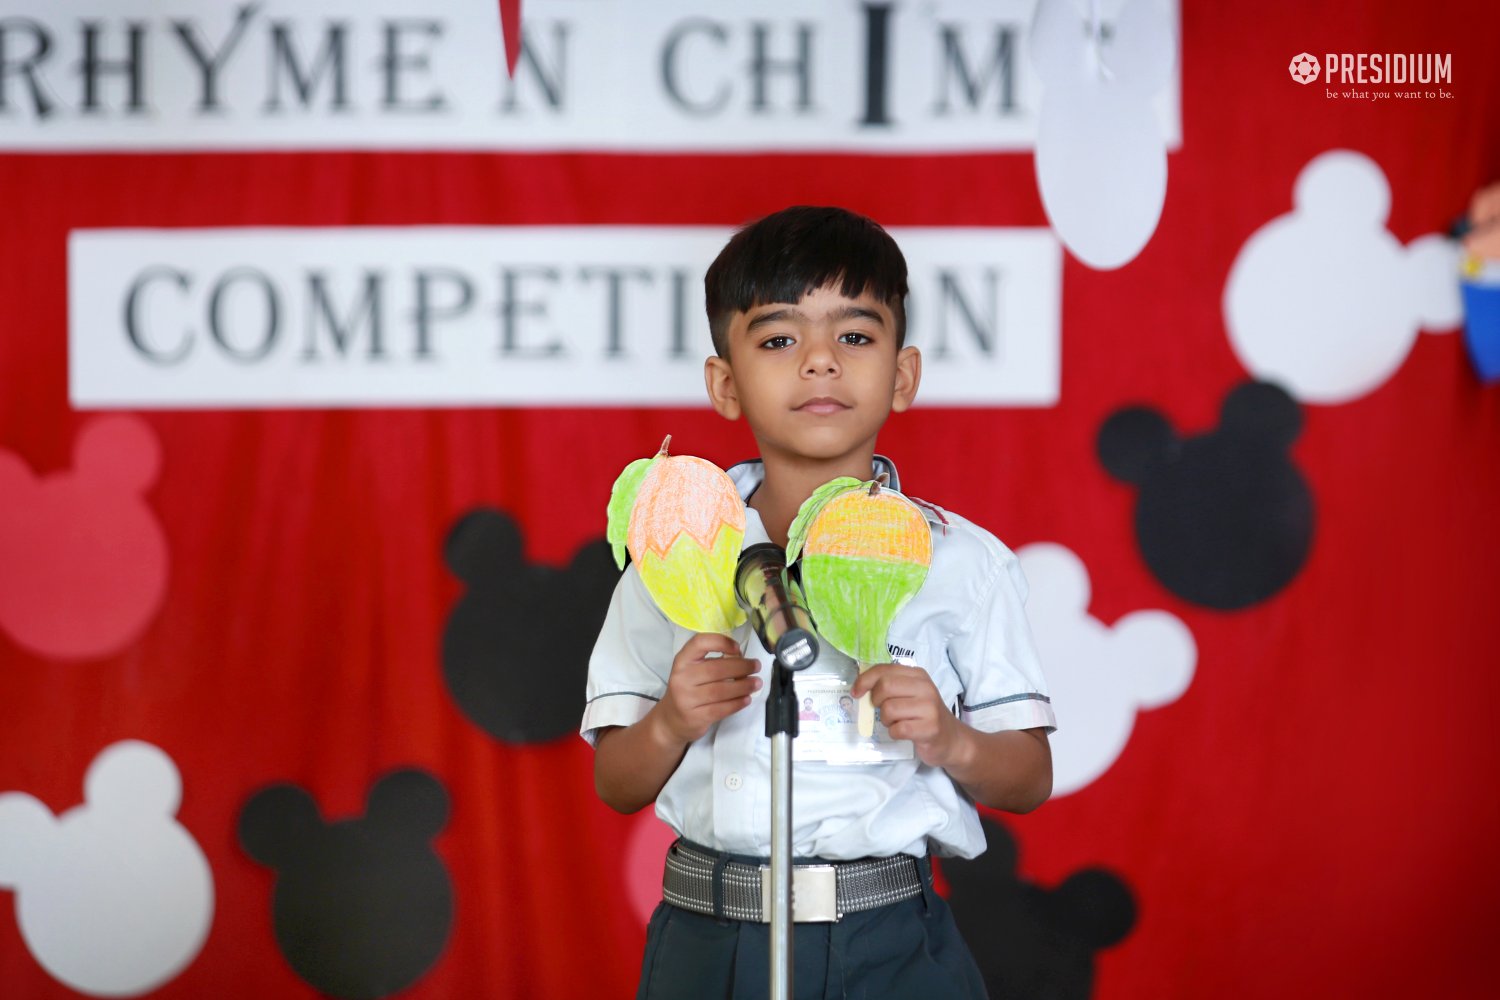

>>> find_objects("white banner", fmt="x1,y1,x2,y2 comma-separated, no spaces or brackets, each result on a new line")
69,226,1061,407
2,0,1181,151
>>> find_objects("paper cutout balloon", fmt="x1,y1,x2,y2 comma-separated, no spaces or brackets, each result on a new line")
607,436,746,634
1031,0,1175,269
789,476,932,736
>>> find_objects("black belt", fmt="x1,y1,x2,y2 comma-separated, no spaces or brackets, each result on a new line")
661,839,928,923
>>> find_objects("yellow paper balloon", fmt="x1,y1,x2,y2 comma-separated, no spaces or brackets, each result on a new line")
794,477,932,735
607,437,746,634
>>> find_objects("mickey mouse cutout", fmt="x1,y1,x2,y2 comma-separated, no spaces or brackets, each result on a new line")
0,740,214,997
0,416,168,659
239,769,453,1000
945,817,1136,1000
624,812,680,927
1098,381,1314,610
1018,543,1195,796
1031,0,1176,269
442,508,620,744
1225,149,1463,403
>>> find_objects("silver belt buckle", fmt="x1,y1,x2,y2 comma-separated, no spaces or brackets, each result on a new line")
760,864,839,923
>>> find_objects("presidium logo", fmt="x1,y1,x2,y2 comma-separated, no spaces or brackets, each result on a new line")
1288,50,1453,88
1288,53,1321,84
1288,49,1454,102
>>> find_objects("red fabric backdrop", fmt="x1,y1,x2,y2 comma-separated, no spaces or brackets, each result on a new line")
2,2,1499,997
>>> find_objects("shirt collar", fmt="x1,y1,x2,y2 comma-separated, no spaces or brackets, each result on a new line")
724,455,901,503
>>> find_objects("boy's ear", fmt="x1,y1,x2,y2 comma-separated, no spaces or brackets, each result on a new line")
891,346,922,414
704,355,742,420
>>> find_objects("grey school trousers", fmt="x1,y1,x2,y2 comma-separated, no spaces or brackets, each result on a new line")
635,863,989,1000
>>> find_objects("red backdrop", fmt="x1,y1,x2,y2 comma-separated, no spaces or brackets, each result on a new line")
2,2,1498,998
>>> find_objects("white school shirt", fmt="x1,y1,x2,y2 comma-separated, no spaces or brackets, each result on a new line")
580,456,1055,860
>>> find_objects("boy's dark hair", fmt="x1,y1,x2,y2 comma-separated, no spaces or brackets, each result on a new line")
704,206,909,357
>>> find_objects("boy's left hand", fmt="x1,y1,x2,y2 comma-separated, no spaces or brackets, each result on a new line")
851,664,962,769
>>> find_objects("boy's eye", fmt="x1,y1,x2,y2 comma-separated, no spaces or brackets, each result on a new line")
760,335,794,349
838,332,872,346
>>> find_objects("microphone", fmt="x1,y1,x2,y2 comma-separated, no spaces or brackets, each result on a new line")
734,543,819,671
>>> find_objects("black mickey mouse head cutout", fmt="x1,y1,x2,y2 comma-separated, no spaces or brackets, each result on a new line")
238,769,453,1000
944,817,1136,1000
442,508,620,744
1097,381,1314,610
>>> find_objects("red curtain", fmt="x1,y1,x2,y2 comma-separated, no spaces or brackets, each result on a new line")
2,2,1498,997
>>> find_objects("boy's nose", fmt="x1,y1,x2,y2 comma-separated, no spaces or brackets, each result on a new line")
801,341,840,376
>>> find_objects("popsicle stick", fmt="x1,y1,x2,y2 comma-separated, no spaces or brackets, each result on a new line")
856,661,876,738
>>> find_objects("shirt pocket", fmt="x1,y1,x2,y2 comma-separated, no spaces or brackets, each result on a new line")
885,634,962,716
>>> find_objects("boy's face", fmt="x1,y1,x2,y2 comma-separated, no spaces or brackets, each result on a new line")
704,284,920,468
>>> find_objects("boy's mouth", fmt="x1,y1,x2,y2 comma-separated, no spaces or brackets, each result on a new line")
794,396,851,414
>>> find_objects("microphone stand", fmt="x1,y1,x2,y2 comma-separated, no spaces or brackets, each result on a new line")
766,640,798,1000
735,544,817,1000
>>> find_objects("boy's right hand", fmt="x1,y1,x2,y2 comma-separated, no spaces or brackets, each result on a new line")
655,632,762,745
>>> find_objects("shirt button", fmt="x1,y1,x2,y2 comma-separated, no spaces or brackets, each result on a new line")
724,773,743,791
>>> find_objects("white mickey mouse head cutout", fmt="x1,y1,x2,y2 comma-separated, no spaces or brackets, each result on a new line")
1018,543,1196,797
0,741,214,997
1031,0,1176,269
1225,149,1464,403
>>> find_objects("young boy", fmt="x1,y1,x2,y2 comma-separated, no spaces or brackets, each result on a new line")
581,206,1055,999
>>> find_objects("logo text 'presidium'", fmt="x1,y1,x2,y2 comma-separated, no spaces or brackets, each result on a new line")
1319,52,1451,85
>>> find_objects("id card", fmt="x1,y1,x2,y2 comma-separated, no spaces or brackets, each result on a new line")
791,675,915,764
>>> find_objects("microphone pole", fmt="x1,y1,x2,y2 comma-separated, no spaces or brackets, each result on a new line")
734,543,817,1000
